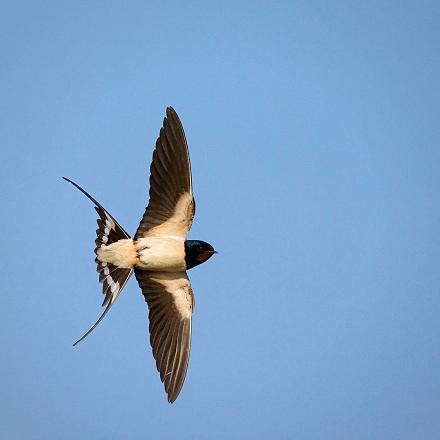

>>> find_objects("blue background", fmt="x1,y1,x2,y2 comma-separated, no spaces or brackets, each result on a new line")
2,1,439,438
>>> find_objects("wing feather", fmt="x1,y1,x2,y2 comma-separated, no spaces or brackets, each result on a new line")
135,270,194,403
135,107,195,240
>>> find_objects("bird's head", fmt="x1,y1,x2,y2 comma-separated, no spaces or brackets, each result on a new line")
185,240,217,269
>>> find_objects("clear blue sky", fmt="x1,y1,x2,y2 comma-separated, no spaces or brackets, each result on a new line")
2,1,439,439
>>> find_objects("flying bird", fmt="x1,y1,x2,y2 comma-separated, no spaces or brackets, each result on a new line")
63,107,216,403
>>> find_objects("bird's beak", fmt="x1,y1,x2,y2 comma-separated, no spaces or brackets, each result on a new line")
211,250,218,254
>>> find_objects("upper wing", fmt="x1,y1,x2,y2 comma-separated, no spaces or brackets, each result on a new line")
135,107,195,240
135,270,194,403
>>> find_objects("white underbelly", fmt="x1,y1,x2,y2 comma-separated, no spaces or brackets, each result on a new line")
96,238,137,268
135,237,186,272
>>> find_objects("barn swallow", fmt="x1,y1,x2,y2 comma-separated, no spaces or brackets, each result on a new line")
63,107,216,403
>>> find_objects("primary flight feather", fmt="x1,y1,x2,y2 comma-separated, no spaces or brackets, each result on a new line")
64,107,216,403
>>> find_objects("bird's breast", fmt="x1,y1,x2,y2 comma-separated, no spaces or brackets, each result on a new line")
135,237,186,272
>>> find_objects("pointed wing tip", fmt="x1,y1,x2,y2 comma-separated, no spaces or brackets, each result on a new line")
167,393,178,404
167,380,186,403
166,106,179,121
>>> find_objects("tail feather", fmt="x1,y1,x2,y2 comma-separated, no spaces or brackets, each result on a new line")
96,260,132,307
93,202,133,309
63,177,133,346
72,268,132,346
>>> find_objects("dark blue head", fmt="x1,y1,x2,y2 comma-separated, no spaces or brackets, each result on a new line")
184,240,217,270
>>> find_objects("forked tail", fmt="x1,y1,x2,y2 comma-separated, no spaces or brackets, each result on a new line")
62,177,133,346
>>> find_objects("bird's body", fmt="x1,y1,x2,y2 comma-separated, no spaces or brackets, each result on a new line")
64,107,216,403
97,237,186,271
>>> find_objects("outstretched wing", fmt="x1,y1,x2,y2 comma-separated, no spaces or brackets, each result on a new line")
134,107,195,240
135,270,194,403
